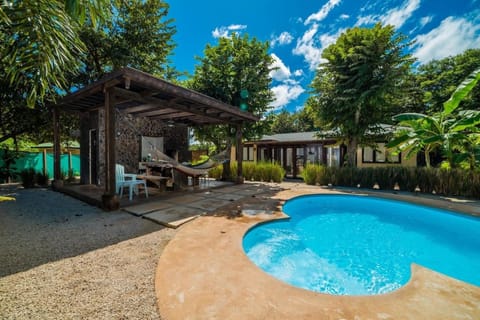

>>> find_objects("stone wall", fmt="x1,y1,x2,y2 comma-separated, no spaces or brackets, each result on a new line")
94,110,189,186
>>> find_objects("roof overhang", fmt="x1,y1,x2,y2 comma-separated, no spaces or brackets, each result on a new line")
56,67,259,126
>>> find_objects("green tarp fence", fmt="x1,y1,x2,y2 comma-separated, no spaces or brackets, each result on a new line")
0,150,80,181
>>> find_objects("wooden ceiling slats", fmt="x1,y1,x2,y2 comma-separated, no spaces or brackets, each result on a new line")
56,67,258,125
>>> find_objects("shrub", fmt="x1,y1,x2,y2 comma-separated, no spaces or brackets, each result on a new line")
270,163,286,182
35,172,49,186
208,165,222,180
207,161,285,183
301,166,480,198
67,169,76,182
0,147,19,183
20,168,36,188
302,164,325,185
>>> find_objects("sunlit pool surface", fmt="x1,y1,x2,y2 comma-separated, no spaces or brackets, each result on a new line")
243,194,480,295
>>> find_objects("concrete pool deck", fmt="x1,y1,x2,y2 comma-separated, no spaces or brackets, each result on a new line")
155,182,480,319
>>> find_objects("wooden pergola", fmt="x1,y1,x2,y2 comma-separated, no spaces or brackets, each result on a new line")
53,67,259,209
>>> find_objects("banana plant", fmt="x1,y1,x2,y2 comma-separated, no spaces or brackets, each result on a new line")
388,67,480,168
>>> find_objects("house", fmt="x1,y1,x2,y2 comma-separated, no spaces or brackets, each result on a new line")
236,126,416,179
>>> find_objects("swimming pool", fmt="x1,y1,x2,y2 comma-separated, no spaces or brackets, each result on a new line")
243,194,480,296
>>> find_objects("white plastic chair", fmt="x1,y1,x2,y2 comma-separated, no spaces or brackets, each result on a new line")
115,164,148,201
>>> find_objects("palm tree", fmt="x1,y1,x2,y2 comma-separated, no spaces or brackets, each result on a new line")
0,0,112,106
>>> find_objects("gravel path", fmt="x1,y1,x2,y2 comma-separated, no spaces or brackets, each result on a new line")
0,184,176,319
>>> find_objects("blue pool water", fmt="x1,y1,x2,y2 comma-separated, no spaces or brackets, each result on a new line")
243,194,480,295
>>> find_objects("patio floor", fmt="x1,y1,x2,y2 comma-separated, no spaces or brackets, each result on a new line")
155,182,480,319
57,178,232,209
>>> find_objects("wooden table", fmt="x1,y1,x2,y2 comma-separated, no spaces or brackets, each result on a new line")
138,161,174,191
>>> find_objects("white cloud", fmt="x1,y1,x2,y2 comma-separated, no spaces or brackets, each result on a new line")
212,27,228,38
356,0,420,28
413,16,480,64
268,54,306,109
419,15,433,28
340,14,350,20
356,14,377,26
271,84,305,110
269,53,291,81
382,0,421,29
305,0,341,25
293,69,304,77
293,23,344,71
228,24,247,31
292,24,322,70
318,32,340,50
295,105,305,112
271,31,294,47
212,24,247,38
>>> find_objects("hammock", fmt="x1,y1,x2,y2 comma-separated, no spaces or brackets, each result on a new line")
153,150,214,178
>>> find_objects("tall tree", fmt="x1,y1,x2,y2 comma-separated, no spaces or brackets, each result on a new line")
417,49,480,113
265,108,316,134
309,23,415,166
265,109,298,134
69,0,177,88
189,33,274,178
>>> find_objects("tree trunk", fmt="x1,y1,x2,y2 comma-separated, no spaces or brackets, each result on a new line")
424,148,431,168
345,105,361,167
346,137,358,167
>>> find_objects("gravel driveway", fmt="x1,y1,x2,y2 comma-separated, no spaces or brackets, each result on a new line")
0,184,176,319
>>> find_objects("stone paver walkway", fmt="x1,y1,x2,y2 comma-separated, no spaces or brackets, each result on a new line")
122,182,277,228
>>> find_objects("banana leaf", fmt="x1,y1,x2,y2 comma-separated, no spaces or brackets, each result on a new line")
443,67,480,116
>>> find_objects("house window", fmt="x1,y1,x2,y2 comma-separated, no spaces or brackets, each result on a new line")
362,143,400,164
375,148,386,162
363,146,374,162
326,146,340,167
242,146,254,161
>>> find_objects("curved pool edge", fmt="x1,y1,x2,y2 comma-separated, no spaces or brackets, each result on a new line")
155,186,480,319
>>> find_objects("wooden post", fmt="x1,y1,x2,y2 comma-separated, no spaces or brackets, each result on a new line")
68,151,72,174
42,149,47,177
292,147,298,178
235,123,244,184
52,106,63,189
101,87,119,210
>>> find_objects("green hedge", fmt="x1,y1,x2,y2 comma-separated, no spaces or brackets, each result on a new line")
302,164,480,198
19,168,49,188
208,161,285,183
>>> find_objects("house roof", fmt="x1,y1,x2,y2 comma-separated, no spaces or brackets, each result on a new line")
259,131,323,143
55,67,259,126
32,142,80,149
248,125,398,145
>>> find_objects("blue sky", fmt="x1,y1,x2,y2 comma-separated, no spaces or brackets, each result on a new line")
168,0,480,113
